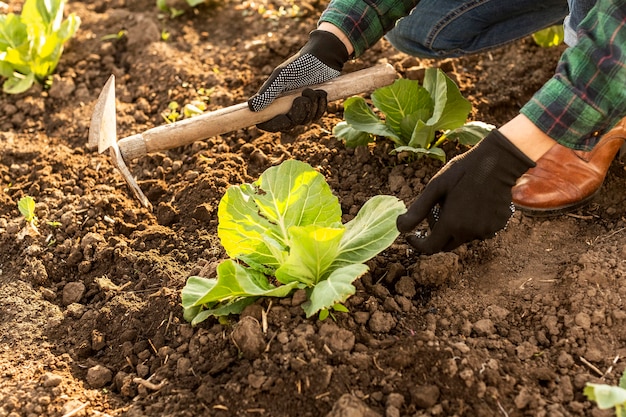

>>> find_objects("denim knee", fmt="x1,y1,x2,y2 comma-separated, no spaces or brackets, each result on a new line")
385,0,568,58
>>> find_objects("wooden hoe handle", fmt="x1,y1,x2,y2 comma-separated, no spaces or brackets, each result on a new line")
118,64,397,160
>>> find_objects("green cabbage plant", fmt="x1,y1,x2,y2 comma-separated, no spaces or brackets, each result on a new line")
182,160,406,323
333,68,494,162
0,0,80,94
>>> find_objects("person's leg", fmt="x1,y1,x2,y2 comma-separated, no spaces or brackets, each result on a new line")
564,0,597,46
512,0,626,216
386,0,569,58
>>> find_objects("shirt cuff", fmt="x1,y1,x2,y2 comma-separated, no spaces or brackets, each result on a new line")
520,76,607,151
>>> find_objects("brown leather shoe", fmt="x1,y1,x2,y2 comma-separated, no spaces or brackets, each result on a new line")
512,119,626,216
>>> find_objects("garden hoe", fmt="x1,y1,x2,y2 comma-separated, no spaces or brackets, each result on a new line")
88,64,397,210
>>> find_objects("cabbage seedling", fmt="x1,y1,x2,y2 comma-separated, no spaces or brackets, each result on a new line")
333,68,494,162
182,160,406,324
585,370,626,416
18,195,39,236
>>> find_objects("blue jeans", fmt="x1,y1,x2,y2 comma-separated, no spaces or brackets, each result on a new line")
385,0,593,58
565,0,597,45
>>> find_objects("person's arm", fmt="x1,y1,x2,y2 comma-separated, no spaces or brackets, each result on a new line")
499,115,556,161
317,22,354,55
521,0,626,151
320,0,420,57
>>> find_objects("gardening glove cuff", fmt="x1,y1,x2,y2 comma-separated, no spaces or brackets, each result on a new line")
396,130,536,254
247,30,349,112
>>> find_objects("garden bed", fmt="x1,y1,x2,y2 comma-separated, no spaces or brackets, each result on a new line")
1,1,625,416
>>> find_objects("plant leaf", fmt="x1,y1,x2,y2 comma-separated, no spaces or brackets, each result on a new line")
4,72,35,94
301,264,368,317
584,383,626,410
0,14,28,51
189,298,258,325
253,159,341,231
332,121,374,147
184,260,297,307
371,78,432,136
408,118,437,149
399,109,431,143
442,121,494,146
423,68,471,132
392,146,447,162
218,160,342,271
341,96,400,142
332,195,406,269
18,196,36,222
275,225,344,286
218,185,285,271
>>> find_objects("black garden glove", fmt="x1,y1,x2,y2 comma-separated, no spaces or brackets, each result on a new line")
396,130,536,255
248,30,350,131
256,88,328,133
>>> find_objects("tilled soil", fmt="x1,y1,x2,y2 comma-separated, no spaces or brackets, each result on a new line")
1,1,626,416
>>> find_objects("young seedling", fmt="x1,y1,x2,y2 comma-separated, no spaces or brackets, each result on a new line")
0,0,81,94
333,68,494,162
585,370,626,416
18,195,39,235
161,99,208,123
156,0,207,18
181,160,406,324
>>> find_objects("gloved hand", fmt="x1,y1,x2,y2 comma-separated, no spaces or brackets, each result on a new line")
248,29,349,131
396,130,536,254
256,88,327,133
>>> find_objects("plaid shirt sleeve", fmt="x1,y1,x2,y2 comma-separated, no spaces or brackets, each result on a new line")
319,0,420,57
521,0,626,150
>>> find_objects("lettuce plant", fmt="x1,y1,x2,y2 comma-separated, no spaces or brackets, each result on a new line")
584,370,626,416
0,0,80,94
182,160,406,324
333,68,493,162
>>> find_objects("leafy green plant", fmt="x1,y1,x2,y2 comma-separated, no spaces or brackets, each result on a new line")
17,195,39,236
161,99,208,123
532,25,564,48
181,160,406,324
584,370,626,416
157,0,207,18
18,196,37,224
0,0,81,94
333,68,494,162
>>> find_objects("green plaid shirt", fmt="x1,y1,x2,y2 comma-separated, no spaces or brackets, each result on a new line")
321,0,626,150
521,0,626,149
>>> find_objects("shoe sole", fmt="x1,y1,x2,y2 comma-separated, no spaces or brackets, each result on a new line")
513,188,601,217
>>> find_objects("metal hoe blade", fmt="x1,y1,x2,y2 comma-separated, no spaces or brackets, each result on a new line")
89,75,152,210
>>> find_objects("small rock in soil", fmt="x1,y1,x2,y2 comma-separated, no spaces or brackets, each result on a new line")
394,276,416,298
326,393,382,417
231,316,265,359
410,384,440,409
472,318,495,336
368,311,396,333
62,281,85,305
412,252,460,286
41,372,63,388
319,322,355,352
86,364,112,388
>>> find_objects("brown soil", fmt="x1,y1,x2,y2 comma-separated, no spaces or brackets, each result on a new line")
1,1,626,416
